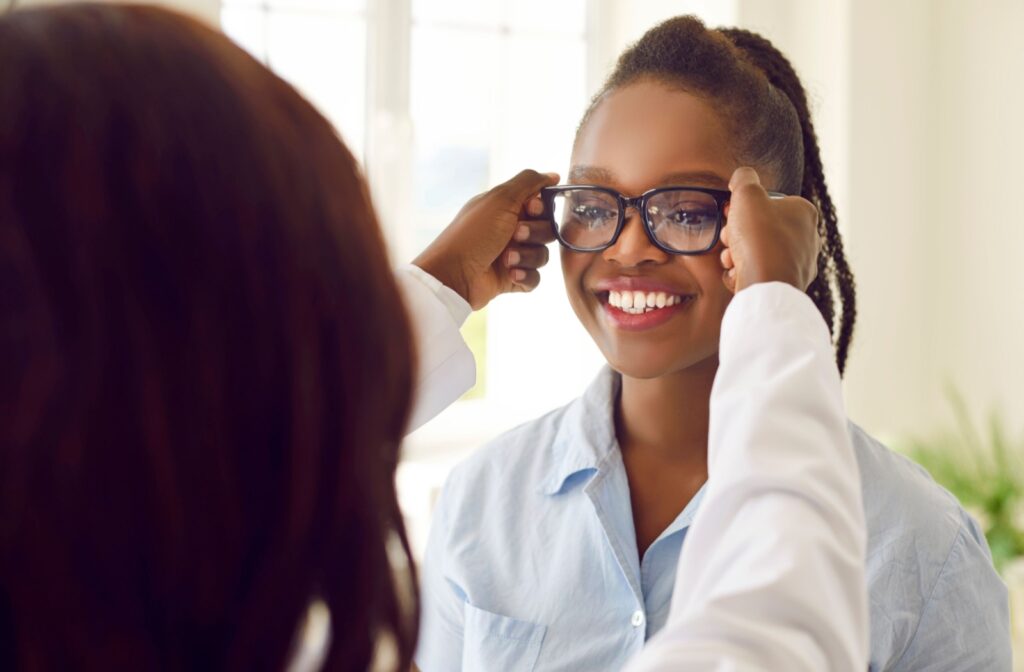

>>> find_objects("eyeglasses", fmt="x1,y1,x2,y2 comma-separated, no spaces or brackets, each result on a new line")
539,185,784,255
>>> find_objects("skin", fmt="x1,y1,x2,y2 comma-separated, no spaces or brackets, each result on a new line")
413,169,558,310
563,80,778,556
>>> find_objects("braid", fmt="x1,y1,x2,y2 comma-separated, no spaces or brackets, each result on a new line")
718,28,857,375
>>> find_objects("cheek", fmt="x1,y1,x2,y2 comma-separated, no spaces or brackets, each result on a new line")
560,249,592,310
687,252,733,331
690,248,731,303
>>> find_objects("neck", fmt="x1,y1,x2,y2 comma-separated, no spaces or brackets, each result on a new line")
615,356,718,463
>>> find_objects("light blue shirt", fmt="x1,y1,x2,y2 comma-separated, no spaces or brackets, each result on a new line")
416,367,1011,671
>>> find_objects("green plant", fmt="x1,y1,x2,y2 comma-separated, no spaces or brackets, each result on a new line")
459,307,488,401
904,390,1024,572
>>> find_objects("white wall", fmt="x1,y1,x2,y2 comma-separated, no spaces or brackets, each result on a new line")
841,0,941,441
926,0,1024,435
835,0,1024,441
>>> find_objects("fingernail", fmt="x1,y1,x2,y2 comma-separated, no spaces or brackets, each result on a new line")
527,199,543,216
507,250,521,267
512,269,527,282
514,225,530,241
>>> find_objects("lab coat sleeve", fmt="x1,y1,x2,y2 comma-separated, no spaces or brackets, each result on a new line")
396,264,476,433
625,282,869,672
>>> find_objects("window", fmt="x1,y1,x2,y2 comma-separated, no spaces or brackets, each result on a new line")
221,0,734,556
222,0,368,159
221,0,597,555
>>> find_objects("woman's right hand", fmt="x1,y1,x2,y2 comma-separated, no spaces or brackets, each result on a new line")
413,169,559,310
719,167,821,294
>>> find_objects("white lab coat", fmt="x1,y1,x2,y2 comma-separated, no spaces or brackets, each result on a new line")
399,266,869,672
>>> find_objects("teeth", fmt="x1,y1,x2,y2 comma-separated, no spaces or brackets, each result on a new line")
606,289,684,313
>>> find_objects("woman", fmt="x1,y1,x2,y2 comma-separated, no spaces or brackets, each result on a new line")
416,15,1011,672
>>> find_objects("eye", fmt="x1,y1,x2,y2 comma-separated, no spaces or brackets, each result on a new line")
649,201,718,229
571,203,615,219
569,200,618,228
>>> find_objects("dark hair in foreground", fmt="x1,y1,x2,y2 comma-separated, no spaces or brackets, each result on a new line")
0,4,416,670
583,16,857,374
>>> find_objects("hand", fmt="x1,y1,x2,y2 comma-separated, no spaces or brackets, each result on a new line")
719,167,821,294
413,169,559,310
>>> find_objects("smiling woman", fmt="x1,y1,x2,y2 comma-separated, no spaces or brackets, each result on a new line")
413,14,1011,672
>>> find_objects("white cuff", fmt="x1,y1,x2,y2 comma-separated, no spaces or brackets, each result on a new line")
399,264,472,328
395,265,476,433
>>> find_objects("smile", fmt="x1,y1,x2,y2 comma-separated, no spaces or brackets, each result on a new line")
607,290,685,315
598,289,694,331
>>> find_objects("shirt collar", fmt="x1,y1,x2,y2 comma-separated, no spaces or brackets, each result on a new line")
537,366,622,496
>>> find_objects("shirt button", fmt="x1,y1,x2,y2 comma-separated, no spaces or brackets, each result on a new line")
631,610,645,628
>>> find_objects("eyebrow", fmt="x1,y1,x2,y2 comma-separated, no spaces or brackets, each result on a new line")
568,165,729,190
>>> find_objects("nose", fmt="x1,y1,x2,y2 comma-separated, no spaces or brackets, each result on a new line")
602,206,670,267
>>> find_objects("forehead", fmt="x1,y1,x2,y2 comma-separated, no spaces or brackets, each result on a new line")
571,81,737,193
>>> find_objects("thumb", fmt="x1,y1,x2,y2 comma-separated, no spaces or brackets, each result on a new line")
727,166,772,220
496,169,560,211
728,166,763,192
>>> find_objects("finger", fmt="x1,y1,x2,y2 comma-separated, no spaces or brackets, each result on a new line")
720,224,731,246
513,218,556,244
781,195,819,221
721,268,737,294
496,169,560,210
728,167,773,208
523,194,545,218
505,243,549,270
728,166,763,192
508,268,541,293
720,247,734,270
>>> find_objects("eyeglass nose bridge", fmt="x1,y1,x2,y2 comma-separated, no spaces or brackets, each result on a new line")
608,193,662,250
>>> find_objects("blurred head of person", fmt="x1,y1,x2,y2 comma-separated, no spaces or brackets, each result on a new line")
0,4,416,669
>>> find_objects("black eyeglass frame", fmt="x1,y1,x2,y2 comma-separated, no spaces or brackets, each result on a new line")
538,184,785,256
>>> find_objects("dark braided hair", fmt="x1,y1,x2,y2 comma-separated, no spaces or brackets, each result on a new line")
581,16,858,374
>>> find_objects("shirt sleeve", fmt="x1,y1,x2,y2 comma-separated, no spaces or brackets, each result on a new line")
890,526,1012,671
395,264,475,433
414,478,467,671
624,282,870,672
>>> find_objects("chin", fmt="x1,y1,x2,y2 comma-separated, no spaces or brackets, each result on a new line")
603,346,718,380
609,361,673,380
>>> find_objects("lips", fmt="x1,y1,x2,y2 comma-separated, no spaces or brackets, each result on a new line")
592,278,695,331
